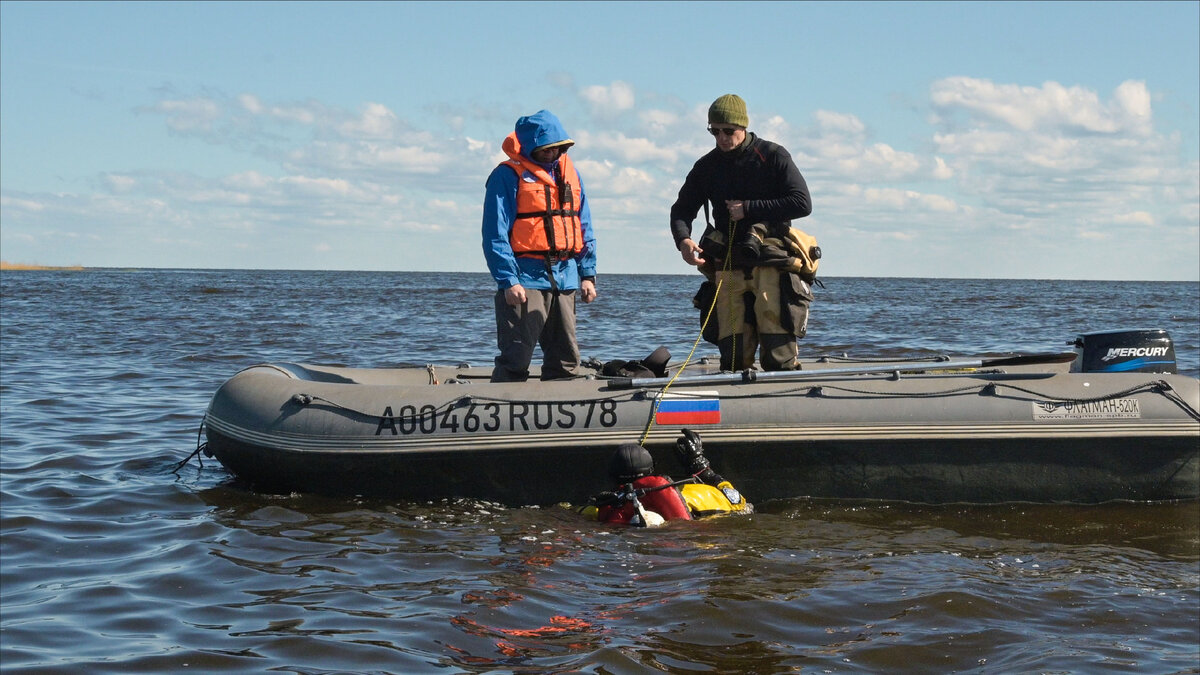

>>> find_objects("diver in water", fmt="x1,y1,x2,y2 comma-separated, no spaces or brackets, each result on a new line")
580,429,751,527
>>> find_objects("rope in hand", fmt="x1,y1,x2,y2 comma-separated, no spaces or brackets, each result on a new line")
638,216,737,445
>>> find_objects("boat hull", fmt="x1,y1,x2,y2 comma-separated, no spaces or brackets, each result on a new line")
202,362,1200,505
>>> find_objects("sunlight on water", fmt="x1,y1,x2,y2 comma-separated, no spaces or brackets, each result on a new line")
1,270,1197,671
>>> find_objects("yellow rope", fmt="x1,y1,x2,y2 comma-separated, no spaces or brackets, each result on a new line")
715,219,734,369
637,217,737,445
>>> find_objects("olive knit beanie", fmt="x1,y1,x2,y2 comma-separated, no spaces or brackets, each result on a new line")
708,94,749,127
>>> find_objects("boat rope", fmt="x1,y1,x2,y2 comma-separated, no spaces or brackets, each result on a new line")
1154,381,1200,420
637,260,726,446
172,417,208,474
287,373,1195,431
700,377,1200,420
723,216,739,375
288,389,647,424
985,379,1199,419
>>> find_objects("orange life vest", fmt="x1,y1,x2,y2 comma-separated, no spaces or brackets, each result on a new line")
501,133,584,257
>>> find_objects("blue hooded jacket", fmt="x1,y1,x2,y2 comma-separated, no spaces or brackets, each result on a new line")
482,110,597,291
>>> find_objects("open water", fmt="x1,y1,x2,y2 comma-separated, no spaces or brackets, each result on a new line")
1,270,1198,673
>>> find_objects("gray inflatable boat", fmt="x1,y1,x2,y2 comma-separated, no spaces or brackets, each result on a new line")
201,329,1199,505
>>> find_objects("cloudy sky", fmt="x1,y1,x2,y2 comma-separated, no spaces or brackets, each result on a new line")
2,1,1197,280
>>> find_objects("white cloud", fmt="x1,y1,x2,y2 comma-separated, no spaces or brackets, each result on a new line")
105,174,138,192
339,102,400,138
639,108,679,134
1111,211,1156,226
367,144,446,169
932,157,954,180
862,187,960,213
813,110,866,136
576,130,678,166
579,80,636,117
224,171,273,190
0,196,45,211
280,176,364,200
931,77,1153,135
6,76,1192,280
284,140,450,176
267,103,318,125
185,188,252,205
573,160,657,197
863,143,921,176
153,97,222,133
811,138,923,181
1112,80,1152,130
757,115,794,141
238,93,263,114
923,76,1192,247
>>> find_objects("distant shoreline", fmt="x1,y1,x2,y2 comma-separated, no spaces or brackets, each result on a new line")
0,261,86,271
0,264,1194,283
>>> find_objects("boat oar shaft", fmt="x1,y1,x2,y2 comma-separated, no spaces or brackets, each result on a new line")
607,352,1077,389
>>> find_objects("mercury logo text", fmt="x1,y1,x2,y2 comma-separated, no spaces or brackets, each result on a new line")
1101,347,1168,361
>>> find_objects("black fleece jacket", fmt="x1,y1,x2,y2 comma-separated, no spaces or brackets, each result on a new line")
669,133,811,250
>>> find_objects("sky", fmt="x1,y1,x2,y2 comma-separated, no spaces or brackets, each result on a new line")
1,1,1197,280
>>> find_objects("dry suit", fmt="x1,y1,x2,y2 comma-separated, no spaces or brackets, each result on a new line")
670,132,812,371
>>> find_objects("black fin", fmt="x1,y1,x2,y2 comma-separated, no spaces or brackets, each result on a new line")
640,346,671,377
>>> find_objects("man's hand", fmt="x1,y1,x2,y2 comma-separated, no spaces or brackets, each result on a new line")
678,238,706,267
580,278,597,303
504,284,527,306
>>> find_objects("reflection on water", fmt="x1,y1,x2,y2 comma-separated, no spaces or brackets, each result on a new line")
1,270,1197,672
143,487,1196,673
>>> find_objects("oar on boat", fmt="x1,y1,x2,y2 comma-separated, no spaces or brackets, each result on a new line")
607,352,1079,389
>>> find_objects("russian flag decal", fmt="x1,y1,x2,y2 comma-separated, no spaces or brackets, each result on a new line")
655,391,721,425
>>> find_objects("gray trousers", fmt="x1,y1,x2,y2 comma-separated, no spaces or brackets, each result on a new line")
491,288,580,382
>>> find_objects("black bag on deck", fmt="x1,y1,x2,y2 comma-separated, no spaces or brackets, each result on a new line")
601,346,671,378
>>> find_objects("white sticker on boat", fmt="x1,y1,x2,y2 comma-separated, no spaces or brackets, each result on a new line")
1032,399,1142,420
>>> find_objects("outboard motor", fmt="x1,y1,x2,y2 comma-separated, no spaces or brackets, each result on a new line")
1070,329,1177,374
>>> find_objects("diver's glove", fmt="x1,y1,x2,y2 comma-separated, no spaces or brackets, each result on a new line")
674,429,723,485
674,429,708,473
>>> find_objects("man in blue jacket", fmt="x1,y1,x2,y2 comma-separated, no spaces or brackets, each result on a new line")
482,110,598,382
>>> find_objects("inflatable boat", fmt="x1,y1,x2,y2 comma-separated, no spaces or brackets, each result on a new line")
200,329,1200,505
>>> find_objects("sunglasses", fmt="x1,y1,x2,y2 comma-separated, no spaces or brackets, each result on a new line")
708,126,741,137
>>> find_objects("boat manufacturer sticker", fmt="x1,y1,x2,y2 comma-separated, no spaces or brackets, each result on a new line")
655,391,720,425
1032,398,1142,420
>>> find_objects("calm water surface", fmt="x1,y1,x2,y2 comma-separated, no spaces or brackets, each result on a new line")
2,270,1197,673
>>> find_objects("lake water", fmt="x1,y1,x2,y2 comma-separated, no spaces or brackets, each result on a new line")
2,270,1197,672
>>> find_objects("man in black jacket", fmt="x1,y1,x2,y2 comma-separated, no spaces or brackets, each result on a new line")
670,94,814,371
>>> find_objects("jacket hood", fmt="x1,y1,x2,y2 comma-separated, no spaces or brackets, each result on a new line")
513,110,574,159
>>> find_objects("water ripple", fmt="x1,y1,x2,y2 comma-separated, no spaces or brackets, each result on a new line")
1,270,1196,672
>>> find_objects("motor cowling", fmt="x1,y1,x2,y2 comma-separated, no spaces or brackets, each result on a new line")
1070,329,1177,374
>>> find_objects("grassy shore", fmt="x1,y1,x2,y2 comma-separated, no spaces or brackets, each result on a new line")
0,261,87,271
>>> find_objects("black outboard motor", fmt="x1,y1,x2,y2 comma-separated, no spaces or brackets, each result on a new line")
1070,329,1177,374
